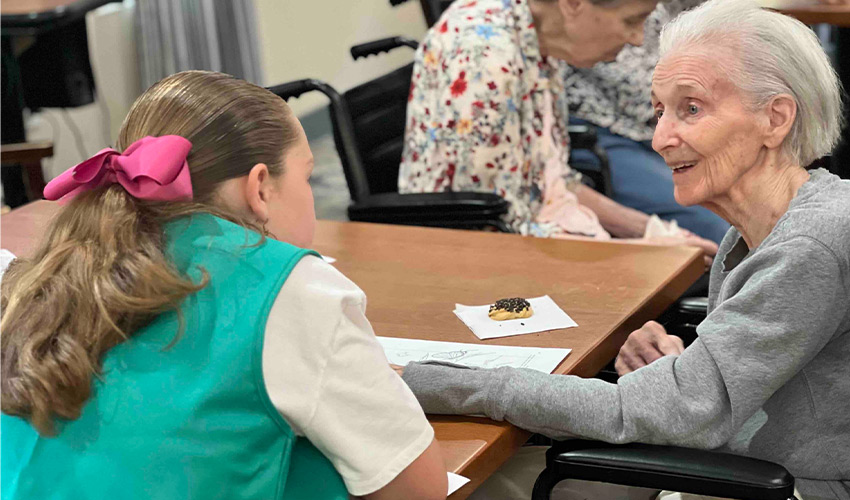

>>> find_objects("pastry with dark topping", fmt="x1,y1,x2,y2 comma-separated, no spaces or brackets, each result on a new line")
488,297,533,321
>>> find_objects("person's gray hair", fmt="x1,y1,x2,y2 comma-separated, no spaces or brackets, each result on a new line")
658,0,843,166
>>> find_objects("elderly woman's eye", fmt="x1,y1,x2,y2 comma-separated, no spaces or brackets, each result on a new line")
655,109,664,119
688,104,700,115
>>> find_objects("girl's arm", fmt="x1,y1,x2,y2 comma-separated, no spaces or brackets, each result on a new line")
263,256,448,499
363,438,447,500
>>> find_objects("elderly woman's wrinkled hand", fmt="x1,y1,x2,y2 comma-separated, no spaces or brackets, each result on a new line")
679,229,719,268
615,321,685,376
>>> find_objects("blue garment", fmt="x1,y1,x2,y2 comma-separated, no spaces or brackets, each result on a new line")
569,118,729,244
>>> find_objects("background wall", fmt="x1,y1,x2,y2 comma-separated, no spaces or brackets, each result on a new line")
21,0,428,185
254,0,427,117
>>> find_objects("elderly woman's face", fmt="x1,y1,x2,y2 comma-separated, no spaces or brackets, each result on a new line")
564,0,658,67
651,51,768,207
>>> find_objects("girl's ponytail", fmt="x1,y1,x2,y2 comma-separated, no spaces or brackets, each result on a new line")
1,186,205,435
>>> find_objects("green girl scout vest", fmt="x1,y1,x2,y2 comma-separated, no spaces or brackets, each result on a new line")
1,214,349,500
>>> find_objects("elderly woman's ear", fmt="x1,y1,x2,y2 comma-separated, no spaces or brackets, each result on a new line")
762,94,797,151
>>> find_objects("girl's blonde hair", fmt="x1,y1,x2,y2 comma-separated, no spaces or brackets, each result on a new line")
1,71,298,435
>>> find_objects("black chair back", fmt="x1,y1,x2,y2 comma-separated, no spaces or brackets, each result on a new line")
421,0,454,26
342,63,414,195
269,76,510,230
267,79,370,202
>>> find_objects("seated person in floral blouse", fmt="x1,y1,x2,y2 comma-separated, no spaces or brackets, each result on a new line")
399,0,717,261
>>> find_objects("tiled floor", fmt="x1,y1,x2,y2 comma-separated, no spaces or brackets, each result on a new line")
308,134,350,221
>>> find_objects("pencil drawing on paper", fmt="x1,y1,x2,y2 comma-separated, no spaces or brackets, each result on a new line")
385,348,538,369
377,337,571,373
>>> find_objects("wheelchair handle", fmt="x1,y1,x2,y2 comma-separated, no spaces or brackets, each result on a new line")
350,36,418,60
266,79,337,102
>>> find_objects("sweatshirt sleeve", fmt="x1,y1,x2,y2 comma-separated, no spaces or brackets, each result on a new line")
402,235,847,447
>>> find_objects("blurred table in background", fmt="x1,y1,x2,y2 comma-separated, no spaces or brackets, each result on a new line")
759,0,850,178
759,0,850,25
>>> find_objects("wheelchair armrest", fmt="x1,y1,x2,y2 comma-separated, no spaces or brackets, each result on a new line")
347,192,510,231
677,296,708,315
539,440,795,500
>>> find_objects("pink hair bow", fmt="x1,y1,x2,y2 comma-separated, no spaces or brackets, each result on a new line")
43,135,193,202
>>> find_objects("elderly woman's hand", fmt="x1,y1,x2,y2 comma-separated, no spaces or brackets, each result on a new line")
615,321,685,376
678,228,719,268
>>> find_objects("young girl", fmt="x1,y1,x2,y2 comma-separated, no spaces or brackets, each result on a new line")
1,71,446,500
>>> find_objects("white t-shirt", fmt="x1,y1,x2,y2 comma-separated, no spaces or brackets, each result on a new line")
262,255,434,496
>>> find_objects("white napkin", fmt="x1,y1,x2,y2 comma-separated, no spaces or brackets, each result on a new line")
454,295,578,340
448,472,470,495
643,214,681,238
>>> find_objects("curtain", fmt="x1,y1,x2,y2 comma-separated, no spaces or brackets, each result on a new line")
135,0,263,88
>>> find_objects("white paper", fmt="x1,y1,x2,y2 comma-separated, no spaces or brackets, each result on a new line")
0,249,16,285
454,295,578,340
448,472,470,496
378,337,570,373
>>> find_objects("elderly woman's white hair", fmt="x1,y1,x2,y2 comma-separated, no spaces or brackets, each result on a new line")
658,0,843,167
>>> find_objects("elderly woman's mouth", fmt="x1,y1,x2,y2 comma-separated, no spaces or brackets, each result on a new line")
670,162,698,174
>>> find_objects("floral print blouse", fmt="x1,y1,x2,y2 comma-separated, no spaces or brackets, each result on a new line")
398,0,605,238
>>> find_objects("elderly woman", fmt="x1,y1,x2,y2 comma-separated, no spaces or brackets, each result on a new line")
399,1,849,499
564,0,732,244
564,0,846,246
399,0,718,258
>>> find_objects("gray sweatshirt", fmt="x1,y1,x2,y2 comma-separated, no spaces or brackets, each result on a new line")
403,169,850,500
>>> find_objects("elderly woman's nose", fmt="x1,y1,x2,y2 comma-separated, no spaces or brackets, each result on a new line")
652,115,680,152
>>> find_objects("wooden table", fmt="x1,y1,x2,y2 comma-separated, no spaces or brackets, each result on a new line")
0,201,704,498
760,0,850,26
0,0,114,33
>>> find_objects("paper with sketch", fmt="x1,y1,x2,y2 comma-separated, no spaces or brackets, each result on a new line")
378,337,570,373
448,472,470,495
454,295,577,340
